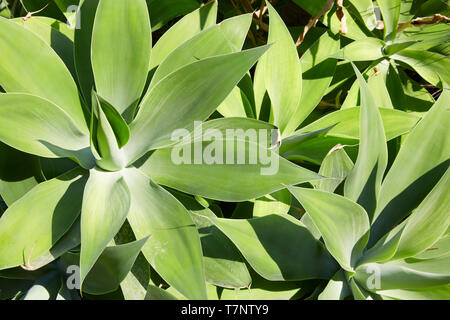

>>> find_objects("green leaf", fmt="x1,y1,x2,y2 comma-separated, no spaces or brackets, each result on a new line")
192,211,252,289
292,0,329,16
126,46,270,162
284,31,340,133
258,2,302,135
285,107,417,165
332,38,385,61
396,24,450,51
123,168,206,300
347,0,377,30
370,89,450,246
296,107,419,141
391,168,450,260
0,93,94,169
289,187,370,271
13,17,76,79
113,221,151,300
0,143,44,206
80,169,131,286
313,145,354,193
149,1,217,71
217,86,254,118
145,284,178,300
358,222,405,265
173,192,251,289
392,50,450,87
367,61,394,110
378,0,401,40
253,189,292,218
28,216,81,270
344,64,388,221
74,0,99,107
90,92,129,171
140,118,320,202
147,0,200,31
206,272,314,300
0,16,87,132
355,259,450,291
414,235,450,260
378,285,450,300
0,168,87,270
325,6,373,41
149,13,252,89
209,214,338,281
91,0,151,120
62,237,148,295
280,126,334,155
318,270,351,300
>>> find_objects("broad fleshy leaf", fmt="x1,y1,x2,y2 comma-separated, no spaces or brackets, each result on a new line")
378,0,401,40
91,0,151,119
0,93,93,169
209,214,338,281
0,16,87,132
332,38,385,61
313,145,354,193
392,50,450,87
149,13,252,89
126,46,270,162
0,143,44,206
391,168,450,260
149,1,218,71
344,64,388,221
74,0,100,106
355,258,450,291
289,187,370,271
62,237,148,295
80,169,131,286
257,2,302,135
284,31,340,134
139,118,321,202
0,168,87,270
123,168,207,300
370,89,450,246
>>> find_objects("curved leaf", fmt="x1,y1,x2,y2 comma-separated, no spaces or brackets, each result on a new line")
62,237,148,295
209,214,338,281
80,169,130,286
140,118,320,202
149,1,217,71
124,168,206,300
150,13,252,89
392,50,450,87
370,89,450,245
289,187,370,271
126,46,270,162
258,2,302,134
0,142,44,206
74,0,100,106
0,168,87,270
0,16,87,132
392,168,450,260
0,93,93,169
344,64,388,221
91,0,151,119
285,31,340,133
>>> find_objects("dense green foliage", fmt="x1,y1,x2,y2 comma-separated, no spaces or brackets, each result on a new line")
0,0,448,300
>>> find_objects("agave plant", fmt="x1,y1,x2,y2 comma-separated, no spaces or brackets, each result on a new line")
0,0,448,301
199,64,449,300
0,0,327,299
